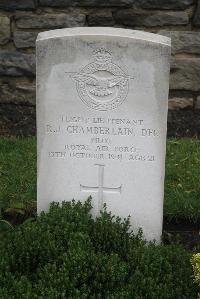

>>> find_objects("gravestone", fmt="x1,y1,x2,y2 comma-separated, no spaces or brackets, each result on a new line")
36,28,171,241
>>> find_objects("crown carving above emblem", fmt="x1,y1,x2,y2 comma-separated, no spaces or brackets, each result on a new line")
93,48,112,64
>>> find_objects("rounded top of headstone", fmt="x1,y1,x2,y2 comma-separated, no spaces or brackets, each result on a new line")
36,27,171,47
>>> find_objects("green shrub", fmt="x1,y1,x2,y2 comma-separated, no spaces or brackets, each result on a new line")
192,253,200,298
0,200,198,299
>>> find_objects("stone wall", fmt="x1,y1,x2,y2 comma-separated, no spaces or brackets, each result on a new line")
0,0,200,136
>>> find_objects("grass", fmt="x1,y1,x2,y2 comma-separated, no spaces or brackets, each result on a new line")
0,137,199,221
164,138,200,221
0,138,36,211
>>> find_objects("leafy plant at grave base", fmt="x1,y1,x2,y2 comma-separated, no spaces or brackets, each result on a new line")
0,199,198,299
191,253,200,298
0,219,14,235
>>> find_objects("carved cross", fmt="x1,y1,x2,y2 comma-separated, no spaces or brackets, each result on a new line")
80,164,122,214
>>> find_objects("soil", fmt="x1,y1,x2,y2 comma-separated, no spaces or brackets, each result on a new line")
167,109,200,138
0,104,36,137
163,217,200,251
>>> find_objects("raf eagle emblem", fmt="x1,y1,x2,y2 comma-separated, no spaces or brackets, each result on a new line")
69,48,131,111
72,73,128,97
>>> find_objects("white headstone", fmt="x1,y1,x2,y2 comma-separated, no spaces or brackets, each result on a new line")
36,27,171,241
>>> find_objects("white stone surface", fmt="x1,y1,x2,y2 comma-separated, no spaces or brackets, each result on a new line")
36,27,171,241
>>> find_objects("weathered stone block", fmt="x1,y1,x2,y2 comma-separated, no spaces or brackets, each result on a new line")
0,0,36,10
16,13,86,29
168,97,194,110
0,79,36,105
0,16,10,45
88,11,114,26
0,51,35,77
39,0,133,7
14,31,37,48
114,10,189,26
159,31,200,54
193,0,200,27
135,0,194,10
170,58,200,91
